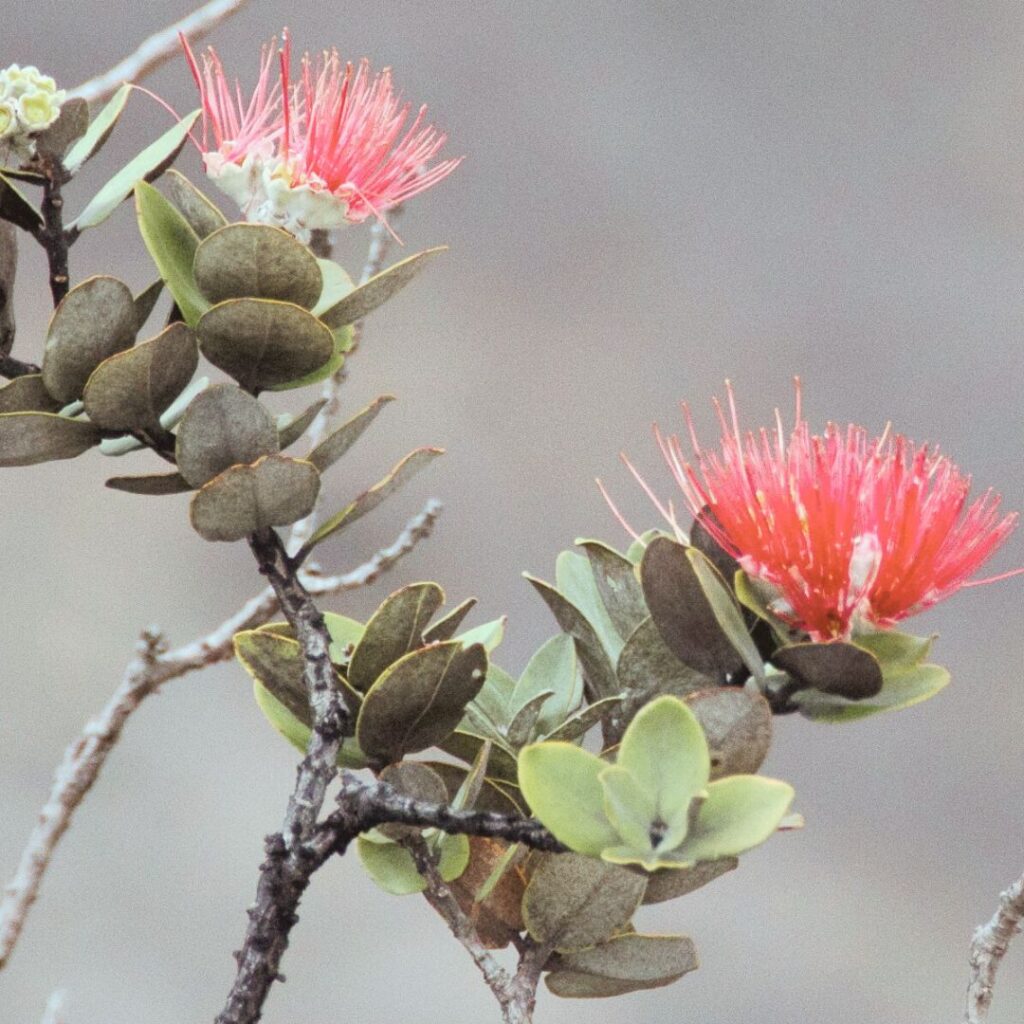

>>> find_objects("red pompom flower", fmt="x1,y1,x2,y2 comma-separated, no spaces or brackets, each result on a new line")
605,382,1020,642
183,32,460,240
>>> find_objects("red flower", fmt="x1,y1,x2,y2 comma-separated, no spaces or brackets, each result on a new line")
605,382,1020,641
183,32,460,239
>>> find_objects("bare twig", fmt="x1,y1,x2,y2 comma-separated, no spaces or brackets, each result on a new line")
965,872,1024,1023
0,503,440,972
0,222,16,359
39,989,67,1024
215,529,353,1024
287,214,399,555
69,0,251,105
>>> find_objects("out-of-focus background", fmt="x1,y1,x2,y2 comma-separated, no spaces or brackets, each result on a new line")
2,1,1023,1021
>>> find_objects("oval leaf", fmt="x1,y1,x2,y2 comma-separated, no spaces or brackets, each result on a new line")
684,688,773,779
0,375,61,414
193,223,322,307
772,641,883,700
189,454,320,542
42,276,136,403
162,169,226,239
83,322,198,431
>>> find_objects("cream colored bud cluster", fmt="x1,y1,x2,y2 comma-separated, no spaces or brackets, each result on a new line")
0,64,65,151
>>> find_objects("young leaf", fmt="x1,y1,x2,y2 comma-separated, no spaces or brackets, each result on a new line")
72,110,200,230
64,84,130,173
307,394,394,473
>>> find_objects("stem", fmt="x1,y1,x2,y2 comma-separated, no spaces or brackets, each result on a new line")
215,528,351,1024
965,872,1024,1023
38,172,70,308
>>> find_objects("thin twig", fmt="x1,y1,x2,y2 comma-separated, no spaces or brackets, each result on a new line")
965,872,1024,1023
0,503,440,973
0,222,16,360
287,214,399,555
37,173,70,307
68,0,251,105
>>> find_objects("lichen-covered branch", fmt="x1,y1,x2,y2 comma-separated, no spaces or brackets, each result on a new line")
69,0,251,105
215,528,353,1024
0,503,440,973
965,872,1024,1023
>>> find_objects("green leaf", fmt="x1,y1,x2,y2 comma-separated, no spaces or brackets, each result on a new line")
639,537,744,679
625,528,665,564
82,322,198,432
135,181,210,327
42,275,137,403
546,933,699,998
311,258,355,317
0,375,61,414
277,399,327,450
676,775,794,864
793,661,950,722
641,857,738,904
557,550,625,660
422,598,478,644
196,298,335,393
852,629,934,669
512,634,582,737
0,412,100,466
524,574,618,699
517,742,618,856
357,831,469,895
522,853,646,952
685,547,765,681
252,679,365,768
193,223,323,308
455,617,506,653
505,691,555,749
0,172,42,232
304,447,443,554
617,696,709,833
356,641,488,764
378,762,449,840
307,394,394,473
319,246,446,328
323,612,365,664
598,765,658,851
542,696,622,743
190,454,320,542
72,110,200,230
64,84,130,174
347,582,445,692
684,688,773,779
772,641,883,700
105,471,191,495
577,539,648,640
161,169,227,239
174,383,278,488
266,324,350,392
616,617,710,703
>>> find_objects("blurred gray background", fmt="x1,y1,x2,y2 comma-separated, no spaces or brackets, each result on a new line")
3,1,1023,1021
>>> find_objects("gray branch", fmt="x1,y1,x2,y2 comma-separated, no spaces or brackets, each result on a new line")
69,0,251,105
965,872,1024,1022
0,503,440,973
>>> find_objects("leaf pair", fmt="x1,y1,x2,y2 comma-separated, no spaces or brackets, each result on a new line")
518,696,793,872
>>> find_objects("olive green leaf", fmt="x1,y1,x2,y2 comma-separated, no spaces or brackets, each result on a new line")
356,641,488,764
377,762,450,841
193,224,323,308
616,616,710,703
347,582,446,692
511,634,582,737
307,394,394,473
546,933,699,998
72,110,200,231
189,455,320,542
303,446,444,555
174,384,278,487
640,536,744,679
135,181,209,326
641,857,738,904
196,298,335,392
0,412,100,466
34,98,89,160
577,539,647,641
161,169,227,239
105,471,191,495
42,275,137,403
454,617,506,653
556,550,624,660
422,598,478,644
0,375,61,414
522,853,645,952
133,280,165,332
319,246,446,329
311,258,355,317
83,322,198,432
277,399,327,450
685,688,773,779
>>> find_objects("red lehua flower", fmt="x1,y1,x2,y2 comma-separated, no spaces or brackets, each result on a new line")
182,32,460,239
602,382,1021,641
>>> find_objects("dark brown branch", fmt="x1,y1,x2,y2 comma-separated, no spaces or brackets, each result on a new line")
215,528,353,1024
37,172,70,307
313,775,565,859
